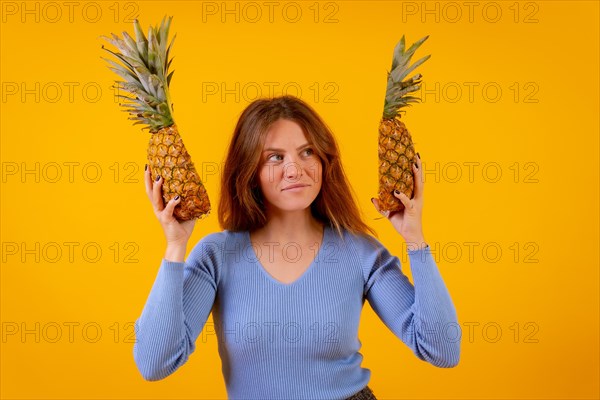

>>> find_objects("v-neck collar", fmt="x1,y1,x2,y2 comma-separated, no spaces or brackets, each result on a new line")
246,224,329,287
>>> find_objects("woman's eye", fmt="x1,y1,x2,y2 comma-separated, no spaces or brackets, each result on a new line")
267,149,313,161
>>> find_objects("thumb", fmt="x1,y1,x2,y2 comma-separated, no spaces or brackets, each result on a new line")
370,197,379,212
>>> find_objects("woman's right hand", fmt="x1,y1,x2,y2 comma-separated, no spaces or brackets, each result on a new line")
145,165,196,246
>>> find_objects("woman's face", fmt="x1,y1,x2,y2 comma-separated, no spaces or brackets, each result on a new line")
257,119,323,215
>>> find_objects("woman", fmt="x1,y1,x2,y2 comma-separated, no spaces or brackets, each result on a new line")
134,95,460,400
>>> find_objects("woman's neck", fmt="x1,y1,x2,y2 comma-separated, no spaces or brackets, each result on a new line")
252,210,324,244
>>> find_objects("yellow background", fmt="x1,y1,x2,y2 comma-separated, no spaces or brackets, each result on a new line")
1,1,598,399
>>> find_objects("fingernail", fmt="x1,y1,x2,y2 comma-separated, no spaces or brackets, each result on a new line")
394,189,400,195
414,162,419,169
155,175,160,182
370,197,375,204
144,164,148,171
416,152,420,159
174,195,180,200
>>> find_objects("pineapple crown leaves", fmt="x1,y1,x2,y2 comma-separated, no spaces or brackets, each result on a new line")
383,35,431,119
100,16,176,133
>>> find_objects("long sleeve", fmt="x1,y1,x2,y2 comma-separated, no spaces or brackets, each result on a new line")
132,233,222,381
358,235,461,368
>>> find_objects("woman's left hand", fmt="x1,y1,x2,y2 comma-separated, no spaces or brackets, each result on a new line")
372,153,426,249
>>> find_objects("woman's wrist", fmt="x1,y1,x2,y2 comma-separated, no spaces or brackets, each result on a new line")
405,237,428,251
165,242,187,263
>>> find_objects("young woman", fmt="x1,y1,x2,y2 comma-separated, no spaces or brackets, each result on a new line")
134,95,460,400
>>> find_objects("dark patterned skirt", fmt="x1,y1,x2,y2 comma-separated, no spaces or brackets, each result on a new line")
345,385,377,400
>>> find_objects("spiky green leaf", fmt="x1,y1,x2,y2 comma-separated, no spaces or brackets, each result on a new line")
383,35,430,119
102,16,176,130
391,54,431,82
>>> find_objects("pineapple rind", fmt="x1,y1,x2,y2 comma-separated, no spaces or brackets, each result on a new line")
378,118,415,211
148,125,211,221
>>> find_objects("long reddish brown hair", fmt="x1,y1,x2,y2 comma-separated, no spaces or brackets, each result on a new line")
218,95,376,239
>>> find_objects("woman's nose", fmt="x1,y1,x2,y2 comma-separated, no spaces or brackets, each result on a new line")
284,159,303,181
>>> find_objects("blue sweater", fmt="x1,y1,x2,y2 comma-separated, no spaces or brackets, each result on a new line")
133,224,460,399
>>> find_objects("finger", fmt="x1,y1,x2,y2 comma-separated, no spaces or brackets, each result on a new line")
144,164,153,199
370,197,381,213
371,197,391,219
413,154,423,200
394,189,412,209
163,194,181,218
152,174,165,211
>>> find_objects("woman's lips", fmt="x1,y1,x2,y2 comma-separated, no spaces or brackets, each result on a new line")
282,184,309,191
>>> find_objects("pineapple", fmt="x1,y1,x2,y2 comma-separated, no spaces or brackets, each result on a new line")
377,35,430,211
101,16,210,221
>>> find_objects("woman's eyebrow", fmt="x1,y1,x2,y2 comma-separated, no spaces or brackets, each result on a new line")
262,143,311,153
